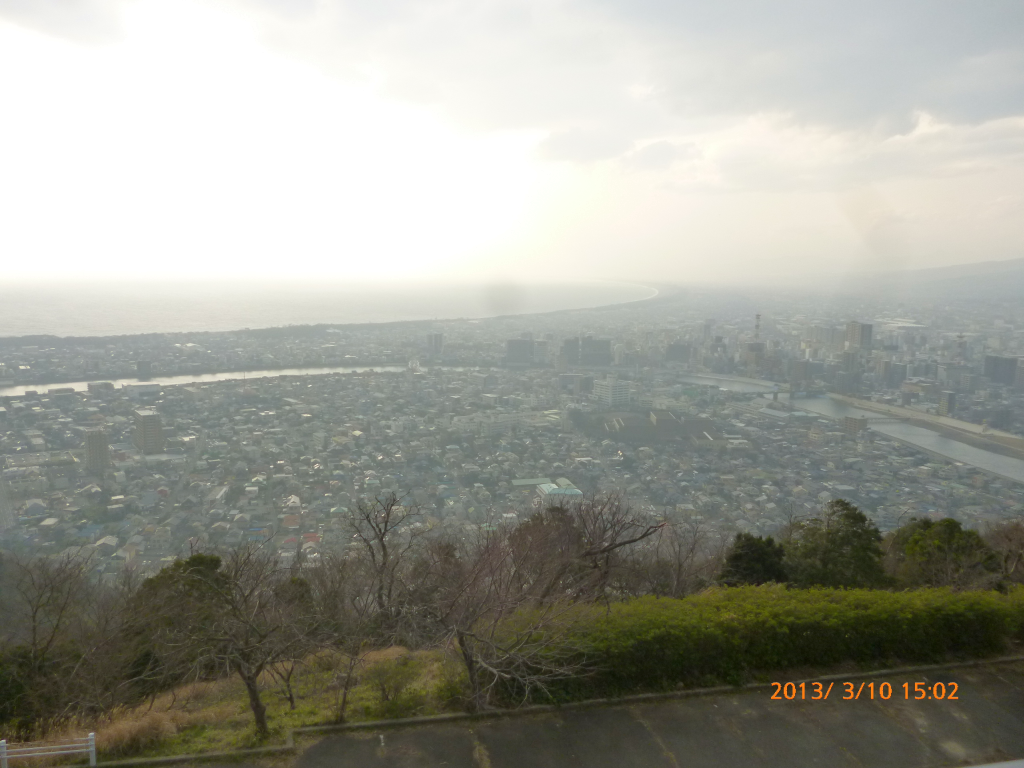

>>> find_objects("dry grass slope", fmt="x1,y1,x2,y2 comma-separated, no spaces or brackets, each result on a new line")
69,649,463,761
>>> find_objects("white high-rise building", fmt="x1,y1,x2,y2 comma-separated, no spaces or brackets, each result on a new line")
133,409,165,454
593,378,630,408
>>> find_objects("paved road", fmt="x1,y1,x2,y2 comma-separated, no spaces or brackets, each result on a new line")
296,662,1024,768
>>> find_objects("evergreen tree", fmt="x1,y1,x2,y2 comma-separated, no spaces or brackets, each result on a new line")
785,500,888,588
721,533,787,585
888,518,998,589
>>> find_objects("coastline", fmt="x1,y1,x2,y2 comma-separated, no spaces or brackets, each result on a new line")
0,281,669,343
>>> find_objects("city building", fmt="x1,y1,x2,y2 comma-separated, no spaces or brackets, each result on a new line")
984,355,1019,387
426,332,444,356
505,338,535,366
560,335,613,367
0,480,14,532
845,321,873,349
843,416,869,435
133,409,165,454
938,391,957,417
85,429,110,475
593,377,630,408
665,342,692,363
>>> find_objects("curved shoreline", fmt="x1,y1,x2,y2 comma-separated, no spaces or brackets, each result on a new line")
0,281,669,343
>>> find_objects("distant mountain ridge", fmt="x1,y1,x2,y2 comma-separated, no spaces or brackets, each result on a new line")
849,257,1024,299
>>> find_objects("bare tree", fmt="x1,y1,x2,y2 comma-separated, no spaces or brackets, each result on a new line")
512,494,665,605
347,493,424,623
985,519,1024,584
303,550,375,723
1,551,92,735
419,527,589,712
624,519,724,597
0,553,185,737
142,545,321,737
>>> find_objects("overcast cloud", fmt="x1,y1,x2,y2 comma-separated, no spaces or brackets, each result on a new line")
0,0,1022,283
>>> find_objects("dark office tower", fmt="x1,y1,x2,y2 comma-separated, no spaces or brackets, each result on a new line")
789,359,811,388
984,355,1019,386
426,332,444,356
579,336,613,366
888,362,908,388
559,373,593,394
938,391,956,417
845,321,873,349
561,335,612,366
665,342,692,363
136,360,153,378
842,350,860,374
880,360,893,384
560,337,580,365
85,428,110,475
835,371,858,395
702,320,714,343
505,338,535,366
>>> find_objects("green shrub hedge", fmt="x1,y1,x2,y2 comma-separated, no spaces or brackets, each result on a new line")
554,586,1024,699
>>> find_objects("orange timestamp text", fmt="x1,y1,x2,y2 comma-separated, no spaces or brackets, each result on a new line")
770,680,959,701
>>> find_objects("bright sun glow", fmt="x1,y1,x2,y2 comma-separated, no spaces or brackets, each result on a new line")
1,1,1021,285
0,0,545,281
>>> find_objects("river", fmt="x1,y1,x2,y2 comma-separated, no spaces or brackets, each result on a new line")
0,365,420,398
677,374,778,394
795,397,1024,485
676,376,1024,483
7,368,1024,484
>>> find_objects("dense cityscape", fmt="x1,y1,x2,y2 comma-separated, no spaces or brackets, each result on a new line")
3,286,1023,576
4,0,1024,762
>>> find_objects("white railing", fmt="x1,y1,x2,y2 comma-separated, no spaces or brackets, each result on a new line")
0,734,95,768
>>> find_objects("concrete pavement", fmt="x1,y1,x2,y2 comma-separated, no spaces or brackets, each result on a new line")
295,661,1024,768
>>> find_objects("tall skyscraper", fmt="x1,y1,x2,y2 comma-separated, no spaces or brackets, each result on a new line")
845,321,873,349
85,429,110,475
133,409,165,454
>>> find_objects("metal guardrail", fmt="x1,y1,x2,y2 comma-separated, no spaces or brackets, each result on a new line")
0,734,96,768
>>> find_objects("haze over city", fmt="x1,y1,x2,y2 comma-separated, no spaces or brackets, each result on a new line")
4,5,1024,768
1,0,1023,285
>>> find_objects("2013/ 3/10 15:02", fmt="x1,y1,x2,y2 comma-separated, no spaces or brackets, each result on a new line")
771,681,959,701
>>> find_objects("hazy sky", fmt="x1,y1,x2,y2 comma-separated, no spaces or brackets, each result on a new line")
1,0,1022,284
